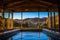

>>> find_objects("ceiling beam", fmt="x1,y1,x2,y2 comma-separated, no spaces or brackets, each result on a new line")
5,7,58,12
8,0,57,8
8,1,24,7
12,4,48,8
40,1,57,7
2,0,58,12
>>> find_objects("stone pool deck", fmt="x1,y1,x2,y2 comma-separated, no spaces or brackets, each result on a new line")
0,28,42,40
42,29,60,40
0,28,60,40
0,29,20,40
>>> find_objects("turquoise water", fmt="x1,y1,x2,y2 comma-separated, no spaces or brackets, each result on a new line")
12,32,49,40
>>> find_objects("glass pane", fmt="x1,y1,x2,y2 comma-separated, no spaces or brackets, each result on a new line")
13,12,21,29
39,12,48,28
10,13,12,19
23,12,38,28
55,12,58,15
4,12,9,18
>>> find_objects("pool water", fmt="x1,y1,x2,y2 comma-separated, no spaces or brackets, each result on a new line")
11,32,50,40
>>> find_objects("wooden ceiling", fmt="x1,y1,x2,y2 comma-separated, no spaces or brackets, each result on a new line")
0,0,58,12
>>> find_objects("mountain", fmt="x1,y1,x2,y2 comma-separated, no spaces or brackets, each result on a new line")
14,17,47,24
23,17,47,23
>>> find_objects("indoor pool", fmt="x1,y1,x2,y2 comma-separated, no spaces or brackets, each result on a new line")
9,32,51,40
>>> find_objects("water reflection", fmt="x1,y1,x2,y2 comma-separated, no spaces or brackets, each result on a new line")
8,32,54,40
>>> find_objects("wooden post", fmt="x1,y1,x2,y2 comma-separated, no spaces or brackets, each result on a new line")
52,9,54,29
58,12,59,32
11,11,13,29
20,12,23,40
50,9,52,29
54,10,56,31
58,13,60,32
48,11,49,29
7,11,10,29
38,11,40,40
21,12,23,29
48,10,50,29
0,12,2,30
58,0,60,32
1,9,5,30
38,11,40,29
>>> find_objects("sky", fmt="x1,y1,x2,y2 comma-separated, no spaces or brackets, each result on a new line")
13,12,48,19
0,12,58,19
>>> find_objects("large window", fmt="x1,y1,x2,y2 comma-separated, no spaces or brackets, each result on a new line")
13,12,21,29
4,12,59,30
39,12,48,28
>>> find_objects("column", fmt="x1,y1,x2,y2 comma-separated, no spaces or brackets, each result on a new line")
38,11,40,40
1,9,5,30
52,9,54,29
20,12,23,40
48,9,51,29
54,10,56,31
58,12,59,32
21,12,23,29
11,11,13,29
0,11,2,30
7,11,10,29
38,11,40,29
50,9,52,29
58,0,60,32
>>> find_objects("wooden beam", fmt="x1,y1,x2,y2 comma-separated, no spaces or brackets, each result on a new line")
8,1,24,7
12,4,48,8
8,0,57,8
3,0,58,12
40,1,57,7
5,7,58,12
